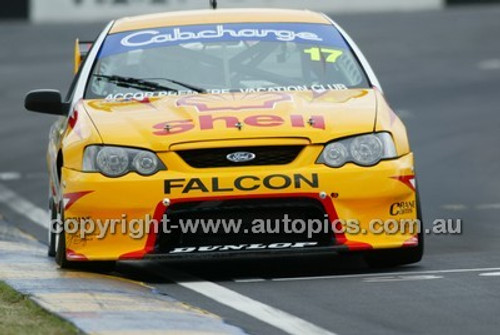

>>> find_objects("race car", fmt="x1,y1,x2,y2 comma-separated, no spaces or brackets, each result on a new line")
25,8,423,268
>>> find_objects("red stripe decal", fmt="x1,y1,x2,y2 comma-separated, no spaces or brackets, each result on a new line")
390,175,416,192
66,248,88,261
63,191,94,211
119,202,167,260
344,240,373,251
402,235,419,247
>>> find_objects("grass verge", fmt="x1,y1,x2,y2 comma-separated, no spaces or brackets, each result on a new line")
0,281,79,335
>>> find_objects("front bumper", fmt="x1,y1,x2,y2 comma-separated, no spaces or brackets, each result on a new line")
61,153,419,261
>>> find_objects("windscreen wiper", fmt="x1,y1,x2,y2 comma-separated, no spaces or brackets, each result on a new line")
149,77,206,93
93,74,206,93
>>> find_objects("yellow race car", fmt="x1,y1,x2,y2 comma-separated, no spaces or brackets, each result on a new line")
25,8,423,268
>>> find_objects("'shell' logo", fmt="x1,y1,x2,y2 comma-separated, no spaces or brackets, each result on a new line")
154,93,326,136
153,113,325,136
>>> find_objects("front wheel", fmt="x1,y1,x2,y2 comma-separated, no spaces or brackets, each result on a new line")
47,200,57,257
54,202,73,268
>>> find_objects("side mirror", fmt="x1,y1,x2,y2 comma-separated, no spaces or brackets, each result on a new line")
24,90,67,115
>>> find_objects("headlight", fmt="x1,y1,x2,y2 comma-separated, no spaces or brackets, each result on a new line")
83,146,166,177
132,151,160,176
317,132,397,168
97,147,129,176
322,142,349,167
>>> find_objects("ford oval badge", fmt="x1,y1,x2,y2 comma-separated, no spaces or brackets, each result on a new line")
226,152,256,163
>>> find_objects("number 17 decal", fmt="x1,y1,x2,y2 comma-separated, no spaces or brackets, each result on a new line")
304,47,343,63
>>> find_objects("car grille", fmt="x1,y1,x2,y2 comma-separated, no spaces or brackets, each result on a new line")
177,146,303,168
156,198,335,253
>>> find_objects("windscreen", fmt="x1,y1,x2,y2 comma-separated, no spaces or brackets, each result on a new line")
85,23,370,100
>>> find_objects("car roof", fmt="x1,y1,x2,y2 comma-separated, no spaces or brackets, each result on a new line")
110,8,331,34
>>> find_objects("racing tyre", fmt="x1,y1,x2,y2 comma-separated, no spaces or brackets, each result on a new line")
47,200,57,257
54,201,74,268
365,191,424,268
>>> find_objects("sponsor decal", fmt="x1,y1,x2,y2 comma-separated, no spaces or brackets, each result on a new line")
164,173,319,194
153,113,325,136
240,84,348,93
121,25,323,48
105,90,193,101
390,201,416,216
98,23,348,58
169,241,319,254
104,85,348,101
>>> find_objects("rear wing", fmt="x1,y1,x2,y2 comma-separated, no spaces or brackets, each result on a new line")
74,39,93,74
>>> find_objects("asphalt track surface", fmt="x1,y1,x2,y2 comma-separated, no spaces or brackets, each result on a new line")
1,5,500,335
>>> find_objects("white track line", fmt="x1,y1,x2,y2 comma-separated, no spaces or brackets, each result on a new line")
151,266,337,335
0,183,49,228
272,267,500,282
441,204,468,210
477,59,500,70
0,172,22,181
476,203,500,210
233,278,266,283
362,275,443,283
478,272,500,277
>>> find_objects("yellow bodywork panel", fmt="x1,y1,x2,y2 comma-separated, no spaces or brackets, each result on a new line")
62,151,417,260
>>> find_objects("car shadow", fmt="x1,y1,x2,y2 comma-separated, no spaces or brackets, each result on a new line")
112,253,424,284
